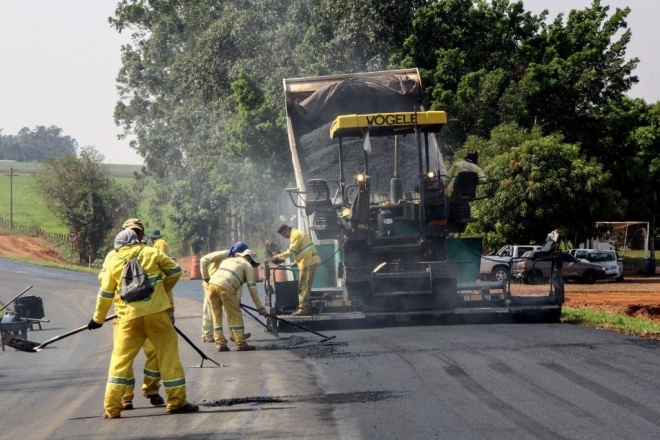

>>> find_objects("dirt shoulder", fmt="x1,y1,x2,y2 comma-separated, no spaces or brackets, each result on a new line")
0,234,69,263
510,277,660,322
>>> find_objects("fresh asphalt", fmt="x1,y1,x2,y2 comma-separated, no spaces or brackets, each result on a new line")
2,259,660,439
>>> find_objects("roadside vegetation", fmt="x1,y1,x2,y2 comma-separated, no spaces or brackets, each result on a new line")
562,307,660,339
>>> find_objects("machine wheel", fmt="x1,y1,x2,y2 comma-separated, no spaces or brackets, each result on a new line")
526,270,543,285
615,275,624,282
582,270,597,285
491,266,510,282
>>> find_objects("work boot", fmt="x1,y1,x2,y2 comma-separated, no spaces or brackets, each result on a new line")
230,332,251,342
292,309,310,316
144,393,165,406
235,344,256,351
102,412,121,419
122,401,134,410
168,403,200,414
202,336,215,343
217,345,230,352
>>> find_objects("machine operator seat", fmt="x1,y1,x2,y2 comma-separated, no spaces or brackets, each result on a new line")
449,171,479,202
447,171,478,231
304,179,334,216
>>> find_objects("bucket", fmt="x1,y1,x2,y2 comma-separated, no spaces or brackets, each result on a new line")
273,266,288,283
14,295,45,319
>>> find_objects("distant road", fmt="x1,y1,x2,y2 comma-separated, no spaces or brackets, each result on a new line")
2,261,660,439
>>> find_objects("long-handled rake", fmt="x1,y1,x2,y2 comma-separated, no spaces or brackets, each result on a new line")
241,304,336,343
174,325,223,368
7,315,224,369
5,314,117,353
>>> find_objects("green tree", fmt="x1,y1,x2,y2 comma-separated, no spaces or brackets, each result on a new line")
466,124,623,247
0,125,77,162
395,0,637,149
35,147,139,262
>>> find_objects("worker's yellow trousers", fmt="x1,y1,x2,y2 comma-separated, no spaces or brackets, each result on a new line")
202,284,214,339
207,284,248,348
114,320,160,404
297,264,318,312
105,311,187,416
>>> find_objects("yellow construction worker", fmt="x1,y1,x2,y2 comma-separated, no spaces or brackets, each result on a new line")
200,241,251,344
207,249,267,351
149,230,169,255
88,227,198,418
270,224,321,316
442,150,488,197
102,219,165,410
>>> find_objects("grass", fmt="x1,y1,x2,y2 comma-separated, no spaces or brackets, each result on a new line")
0,162,151,235
562,307,660,339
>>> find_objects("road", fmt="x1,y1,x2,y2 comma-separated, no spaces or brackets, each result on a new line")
2,259,660,439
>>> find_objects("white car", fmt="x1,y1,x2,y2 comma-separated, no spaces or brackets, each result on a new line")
568,249,624,282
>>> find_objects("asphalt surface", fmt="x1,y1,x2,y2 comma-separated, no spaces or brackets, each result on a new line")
2,259,660,439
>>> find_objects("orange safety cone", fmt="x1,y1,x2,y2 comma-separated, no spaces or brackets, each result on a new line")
190,254,201,280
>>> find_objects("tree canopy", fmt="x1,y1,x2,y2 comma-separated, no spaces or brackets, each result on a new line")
108,0,658,253
0,126,77,162
35,147,139,262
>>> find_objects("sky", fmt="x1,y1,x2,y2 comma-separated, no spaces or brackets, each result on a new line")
0,1,659,166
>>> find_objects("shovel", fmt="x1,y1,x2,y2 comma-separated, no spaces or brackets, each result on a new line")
5,314,117,353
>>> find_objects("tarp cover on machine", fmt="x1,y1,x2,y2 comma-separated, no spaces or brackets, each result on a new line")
285,71,440,196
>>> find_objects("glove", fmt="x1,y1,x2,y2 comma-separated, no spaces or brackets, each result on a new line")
271,256,283,264
258,307,268,317
88,319,103,330
167,309,175,324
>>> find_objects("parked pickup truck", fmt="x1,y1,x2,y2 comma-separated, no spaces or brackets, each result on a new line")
480,245,541,282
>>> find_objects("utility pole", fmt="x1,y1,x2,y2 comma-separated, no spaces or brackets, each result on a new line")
3,167,18,230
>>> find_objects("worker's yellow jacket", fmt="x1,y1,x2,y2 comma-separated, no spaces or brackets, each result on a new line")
93,244,182,323
152,238,169,255
443,159,488,197
276,228,321,270
208,257,264,310
200,249,232,280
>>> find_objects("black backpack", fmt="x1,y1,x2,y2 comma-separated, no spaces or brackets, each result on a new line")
118,246,154,302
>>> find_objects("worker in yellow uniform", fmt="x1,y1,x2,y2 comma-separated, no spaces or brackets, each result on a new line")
270,224,321,316
207,249,267,351
101,219,166,410
88,227,198,418
442,150,488,197
149,230,169,255
200,241,251,343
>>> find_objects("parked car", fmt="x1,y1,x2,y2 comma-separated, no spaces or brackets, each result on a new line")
515,251,607,284
568,249,624,282
480,244,541,282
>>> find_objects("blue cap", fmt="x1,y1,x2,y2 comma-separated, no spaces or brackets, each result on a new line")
228,241,248,257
